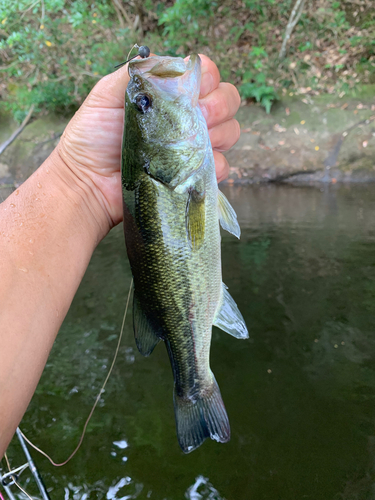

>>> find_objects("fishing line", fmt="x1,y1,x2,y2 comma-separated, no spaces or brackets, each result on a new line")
19,278,133,467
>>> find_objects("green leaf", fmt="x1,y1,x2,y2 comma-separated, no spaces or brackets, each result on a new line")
261,96,273,114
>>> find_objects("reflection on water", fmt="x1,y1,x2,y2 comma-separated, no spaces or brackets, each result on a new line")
185,476,224,500
106,476,143,500
3,184,375,500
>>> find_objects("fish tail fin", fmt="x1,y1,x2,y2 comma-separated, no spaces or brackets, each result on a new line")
173,374,230,454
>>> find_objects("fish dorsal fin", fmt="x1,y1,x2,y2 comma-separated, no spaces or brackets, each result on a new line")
213,283,248,339
218,190,241,239
133,294,161,356
186,188,205,250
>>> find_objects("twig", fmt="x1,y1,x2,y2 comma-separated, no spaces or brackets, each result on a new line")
269,168,321,183
0,105,34,156
0,60,18,71
22,0,40,13
112,0,125,29
290,69,299,87
111,0,135,33
20,0,40,20
133,14,140,31
133,0,144,36
80,70,102,78
47,74,68,83
279,0,307,60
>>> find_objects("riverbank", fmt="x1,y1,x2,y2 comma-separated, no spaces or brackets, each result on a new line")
229,85,375,185
0,87,374,196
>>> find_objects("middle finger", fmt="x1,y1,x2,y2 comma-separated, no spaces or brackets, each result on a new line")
199,82,241,129
209,119,241,152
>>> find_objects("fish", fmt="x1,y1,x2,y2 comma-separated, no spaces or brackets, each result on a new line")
121,53,248,453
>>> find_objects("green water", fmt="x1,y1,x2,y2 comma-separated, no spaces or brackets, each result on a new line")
4,184,375,500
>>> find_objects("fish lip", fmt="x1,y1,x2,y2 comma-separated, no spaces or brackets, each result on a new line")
128,55,187,78
128,54,201,83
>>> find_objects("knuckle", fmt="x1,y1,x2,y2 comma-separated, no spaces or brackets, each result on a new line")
221,82,241,111
233,119,241,143
219,97,230,122
222,84,240,115
205,94,225,125
233,86,242,109
214,150,229,182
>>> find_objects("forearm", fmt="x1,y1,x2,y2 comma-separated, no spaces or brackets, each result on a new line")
0,149,108,457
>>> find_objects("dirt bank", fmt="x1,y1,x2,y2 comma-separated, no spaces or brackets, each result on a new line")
227,85,375,185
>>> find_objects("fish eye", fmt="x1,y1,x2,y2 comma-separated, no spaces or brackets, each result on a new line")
135,94,152,113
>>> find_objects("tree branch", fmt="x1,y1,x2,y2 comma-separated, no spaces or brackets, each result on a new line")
0,60,19,71
112,0,125,29
111,0,134,32
279,0,307,60
0,105,34,156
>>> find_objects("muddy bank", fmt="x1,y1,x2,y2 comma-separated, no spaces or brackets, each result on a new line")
0,86,374,196
227,86,375,184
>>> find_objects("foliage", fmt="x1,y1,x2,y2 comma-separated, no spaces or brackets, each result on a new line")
159,0,217,51
240,79,277,114
238,47,278,113
0,0,374,121
0,0,138,119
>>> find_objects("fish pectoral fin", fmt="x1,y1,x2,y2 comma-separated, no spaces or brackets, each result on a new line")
186,187,205,250
174,373,230,454
218,190,241,239
213,283,249,339
133,294,161,356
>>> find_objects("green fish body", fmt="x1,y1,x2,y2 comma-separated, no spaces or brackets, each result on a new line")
122,54,248,453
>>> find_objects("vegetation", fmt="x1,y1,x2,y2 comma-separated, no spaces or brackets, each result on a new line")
0,0,374,120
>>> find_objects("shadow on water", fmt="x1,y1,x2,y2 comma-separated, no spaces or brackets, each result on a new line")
4,184,375,499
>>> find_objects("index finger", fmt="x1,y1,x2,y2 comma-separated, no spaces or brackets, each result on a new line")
185,54,221,98
198,54,220,98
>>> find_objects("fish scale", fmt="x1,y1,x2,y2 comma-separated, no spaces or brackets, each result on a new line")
122,53,248,453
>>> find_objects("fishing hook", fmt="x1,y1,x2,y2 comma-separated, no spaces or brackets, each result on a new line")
114,44,151,69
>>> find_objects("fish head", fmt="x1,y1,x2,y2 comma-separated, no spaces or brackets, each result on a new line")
123,54,208,189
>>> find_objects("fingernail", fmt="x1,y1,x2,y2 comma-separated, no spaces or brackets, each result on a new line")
200,69,213,97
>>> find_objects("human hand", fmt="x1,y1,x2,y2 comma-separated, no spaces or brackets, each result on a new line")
57,54,241,234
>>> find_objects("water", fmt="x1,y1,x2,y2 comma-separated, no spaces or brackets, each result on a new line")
4,184,375,500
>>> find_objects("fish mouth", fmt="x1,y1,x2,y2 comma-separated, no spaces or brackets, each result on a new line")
130,56,186,78
128,54,201,103
129,54,200,78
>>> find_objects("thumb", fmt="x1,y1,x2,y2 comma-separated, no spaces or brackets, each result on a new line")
84,64,131,109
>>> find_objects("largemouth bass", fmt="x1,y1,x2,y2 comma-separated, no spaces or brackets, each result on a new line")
121,54,248,453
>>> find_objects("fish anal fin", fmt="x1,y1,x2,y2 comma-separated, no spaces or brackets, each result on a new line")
186,187,205,250
174,373,230,453
133,294,161,356
213,283,248,339
218,190,240,239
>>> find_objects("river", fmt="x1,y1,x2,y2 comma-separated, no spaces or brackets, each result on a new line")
3,184,375,500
